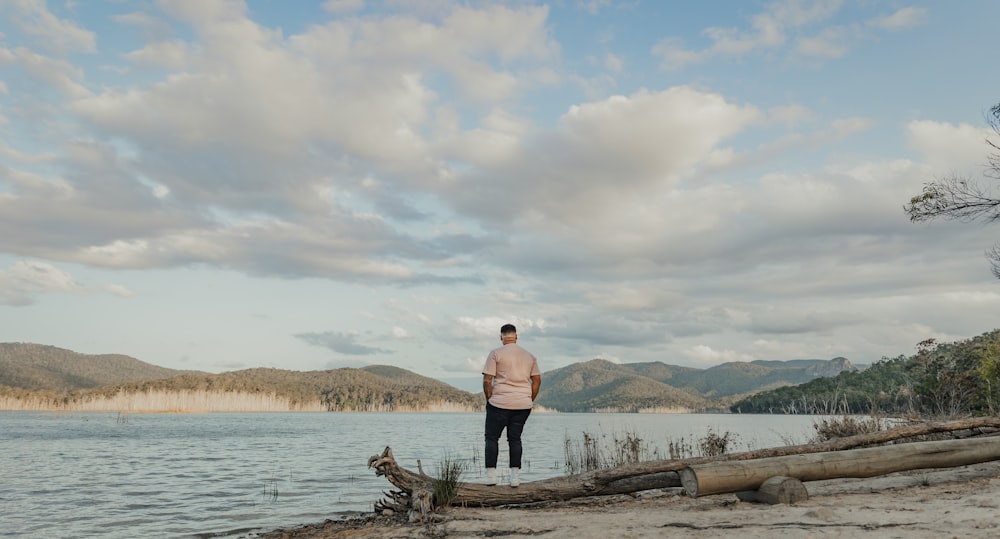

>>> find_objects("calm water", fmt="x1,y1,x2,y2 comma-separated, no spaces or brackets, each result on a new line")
0,411,825,538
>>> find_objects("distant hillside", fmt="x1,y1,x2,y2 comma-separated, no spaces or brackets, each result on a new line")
655,357,857,398
537,359,709,412
0,344,483,412
730,330,1000,416
0,343,199,391
0,342,857,413
537,357,857,412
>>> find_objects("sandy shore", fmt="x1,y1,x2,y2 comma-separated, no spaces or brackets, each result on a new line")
254,462,1000,538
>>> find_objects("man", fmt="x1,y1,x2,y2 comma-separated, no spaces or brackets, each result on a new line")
482,323,541,487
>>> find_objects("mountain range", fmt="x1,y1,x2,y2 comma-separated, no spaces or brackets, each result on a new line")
0,342,856,412
536,357,856,412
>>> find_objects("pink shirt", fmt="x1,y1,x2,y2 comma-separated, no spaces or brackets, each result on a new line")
483,343,540,410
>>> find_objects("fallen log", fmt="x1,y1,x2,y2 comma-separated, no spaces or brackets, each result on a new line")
735,476,808,504
367,417,1000,511
680,435,1000,497
368,446,683,512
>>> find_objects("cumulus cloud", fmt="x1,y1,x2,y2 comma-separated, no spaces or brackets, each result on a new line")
0,2,555,285
450,87,759,231
1,1,996,376
113,12,174,43
456,316,548,337
905,120,994,176
0,260,82,306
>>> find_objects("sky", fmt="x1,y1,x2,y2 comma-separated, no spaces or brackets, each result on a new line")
2,0,1000,392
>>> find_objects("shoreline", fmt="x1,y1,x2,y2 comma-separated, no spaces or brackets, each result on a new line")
252,461,1000,538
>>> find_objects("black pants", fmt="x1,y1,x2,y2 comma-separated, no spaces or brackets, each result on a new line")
484,402,532,469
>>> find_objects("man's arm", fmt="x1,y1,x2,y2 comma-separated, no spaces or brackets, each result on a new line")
530,374,541,402
483,374,494,400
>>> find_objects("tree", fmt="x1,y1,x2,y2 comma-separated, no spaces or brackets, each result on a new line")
905,102,1000,278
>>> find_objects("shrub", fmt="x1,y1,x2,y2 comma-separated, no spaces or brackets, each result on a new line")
431,455,464,508
698,428,737,457
811,415,883,443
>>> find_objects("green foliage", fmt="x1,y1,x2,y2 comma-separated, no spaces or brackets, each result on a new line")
730,357,910,414
976,333,1000,413
431,455,464,508
537,357,855,412
731,330,1000,418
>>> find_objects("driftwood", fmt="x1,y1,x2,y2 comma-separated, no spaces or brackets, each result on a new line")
681,435,1000,497
735,476,808,504
367,417,1000,512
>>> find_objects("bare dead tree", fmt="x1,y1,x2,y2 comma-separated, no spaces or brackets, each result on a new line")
905,102,1000,278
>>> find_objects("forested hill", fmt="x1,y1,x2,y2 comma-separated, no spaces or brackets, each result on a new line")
0,343,483,412
537,359,709,412
0,342,860,413
536,356,857,412
85,366,484,411
0,343,200,391
621,357,856,398
730,330,1000,416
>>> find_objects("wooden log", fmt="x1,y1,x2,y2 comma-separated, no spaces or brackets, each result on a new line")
680,435,1000,498
368,447,682,509
735,476,808,504
368,418,1000,509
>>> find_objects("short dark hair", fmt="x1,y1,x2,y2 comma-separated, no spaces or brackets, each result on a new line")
500,323,517,335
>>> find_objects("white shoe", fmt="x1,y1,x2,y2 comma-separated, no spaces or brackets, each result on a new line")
485,468,497,486
510,467,520,488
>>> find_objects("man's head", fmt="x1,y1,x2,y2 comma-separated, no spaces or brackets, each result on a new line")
500,323,517,343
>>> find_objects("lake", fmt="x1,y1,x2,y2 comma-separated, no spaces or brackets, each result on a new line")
0,411,827,538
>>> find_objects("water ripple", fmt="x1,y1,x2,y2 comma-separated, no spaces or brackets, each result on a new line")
0,411,821,538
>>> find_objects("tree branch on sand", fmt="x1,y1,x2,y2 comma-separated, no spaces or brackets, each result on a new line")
368,417,1000,517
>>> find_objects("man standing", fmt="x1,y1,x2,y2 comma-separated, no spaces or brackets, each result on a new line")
482,323,541,487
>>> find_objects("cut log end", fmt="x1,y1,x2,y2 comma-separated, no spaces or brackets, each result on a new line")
736,476,809,505
678,468,698,497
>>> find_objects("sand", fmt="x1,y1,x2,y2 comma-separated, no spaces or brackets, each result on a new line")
253,462,1000,538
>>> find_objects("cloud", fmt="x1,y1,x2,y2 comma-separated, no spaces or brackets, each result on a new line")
295,331,393,355
322,0,365,15
578,0,613,15
455,316,548,337
652,0,924,69
0,2,556,286
905,120,994,176
868,7,928,30
390,326,410,339
450,87,759,232
0,260,82,306
2,47,90,98
5,0,97,54
105,284,134,298
682,344,755,365
113,12,174,43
